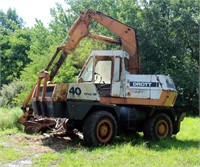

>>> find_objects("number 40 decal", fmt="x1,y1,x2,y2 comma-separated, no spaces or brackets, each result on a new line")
69,87,82,95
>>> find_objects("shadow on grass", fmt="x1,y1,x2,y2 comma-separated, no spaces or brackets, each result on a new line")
114,132,200,151
144,137,200,151
40,131,199,153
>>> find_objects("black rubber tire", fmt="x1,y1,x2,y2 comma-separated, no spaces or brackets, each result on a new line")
83,111,117,146
143,113,173,140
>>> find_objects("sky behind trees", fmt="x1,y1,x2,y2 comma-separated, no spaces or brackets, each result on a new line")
0,0,68,27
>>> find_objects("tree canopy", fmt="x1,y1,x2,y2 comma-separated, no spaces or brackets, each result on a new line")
0,0,199,114
0,8,30,85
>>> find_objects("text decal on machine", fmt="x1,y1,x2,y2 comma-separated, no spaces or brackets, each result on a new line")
130,82,159,87
69,87,82,95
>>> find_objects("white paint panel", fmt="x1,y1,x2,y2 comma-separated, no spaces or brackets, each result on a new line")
155,75,176,91
126,74,166,99
111,56,121,97
150,75,162,99
125,74,151,99
111,82,121,97
125,74,177,100
91,50,126,57
113,57,120,81
67,83,100,101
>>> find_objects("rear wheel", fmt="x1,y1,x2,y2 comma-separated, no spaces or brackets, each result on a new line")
143,113,173,140
83,111,117,146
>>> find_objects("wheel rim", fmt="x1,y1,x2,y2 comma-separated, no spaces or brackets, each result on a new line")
155,120,169,138
96,119,113,143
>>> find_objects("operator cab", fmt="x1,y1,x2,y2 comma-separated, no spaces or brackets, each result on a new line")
78,50,129,97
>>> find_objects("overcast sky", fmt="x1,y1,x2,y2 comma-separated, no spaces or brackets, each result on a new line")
0,0,68,27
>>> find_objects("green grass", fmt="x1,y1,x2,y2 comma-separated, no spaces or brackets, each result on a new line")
32,117,200,167
0,144,27,163
0,107,23,131
31,127,200,167
0,108,199,167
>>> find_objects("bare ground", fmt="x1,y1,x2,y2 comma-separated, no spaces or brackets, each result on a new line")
1,133,83,167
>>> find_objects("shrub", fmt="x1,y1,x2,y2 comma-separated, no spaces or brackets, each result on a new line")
0,79,25,107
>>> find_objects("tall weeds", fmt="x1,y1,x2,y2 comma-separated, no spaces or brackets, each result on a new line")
0,108,23,131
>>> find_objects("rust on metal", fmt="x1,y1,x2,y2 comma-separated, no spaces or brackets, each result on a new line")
100,91,176,107
18,111,31,125
55,84,69,101
88,33,120,44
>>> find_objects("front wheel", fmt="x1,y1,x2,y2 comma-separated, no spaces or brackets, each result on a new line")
143,113,173,140
83,111,117,146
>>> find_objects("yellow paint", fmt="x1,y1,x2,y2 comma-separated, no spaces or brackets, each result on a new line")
163,91,177,107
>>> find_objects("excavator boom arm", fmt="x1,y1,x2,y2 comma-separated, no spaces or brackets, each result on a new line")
49,9,140,81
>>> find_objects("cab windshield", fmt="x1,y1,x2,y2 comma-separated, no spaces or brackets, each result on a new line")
79,56,93,82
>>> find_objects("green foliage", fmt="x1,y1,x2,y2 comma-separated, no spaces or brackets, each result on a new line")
54,55,79,83
49,3,74,41
1,29,31,84
0,80,25,107
0,8,23,31
167,55,198,111
15,21,54,104
0,9,31,85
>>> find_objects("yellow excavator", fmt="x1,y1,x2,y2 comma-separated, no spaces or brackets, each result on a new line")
18,9,185,146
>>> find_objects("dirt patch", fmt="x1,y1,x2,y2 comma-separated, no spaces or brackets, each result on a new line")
2,133,83,167
5,134,76,153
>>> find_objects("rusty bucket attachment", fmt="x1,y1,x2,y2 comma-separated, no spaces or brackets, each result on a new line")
24,118,56,134
24,121,43,134
18,111,31,125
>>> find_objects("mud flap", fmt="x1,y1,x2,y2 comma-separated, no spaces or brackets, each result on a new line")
173,112,186,134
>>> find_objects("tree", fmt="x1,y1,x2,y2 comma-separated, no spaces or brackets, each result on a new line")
16,20,54,104
0,8,23,31
0,8,31,86
138,0,199,113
